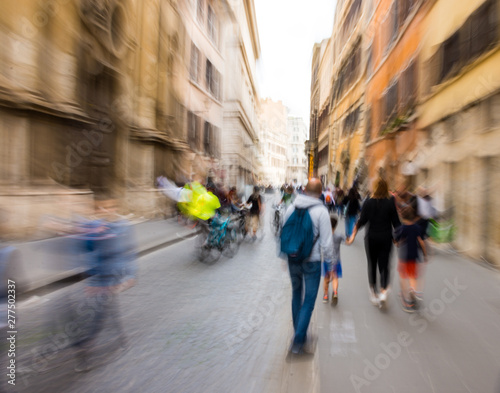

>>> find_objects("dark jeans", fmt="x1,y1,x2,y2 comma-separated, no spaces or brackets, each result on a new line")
72,291,124,350
288,261,322,346
364,236,393,291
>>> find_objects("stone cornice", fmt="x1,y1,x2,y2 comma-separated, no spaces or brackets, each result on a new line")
224,100,259,142
129,126,189,151
0,86,91,124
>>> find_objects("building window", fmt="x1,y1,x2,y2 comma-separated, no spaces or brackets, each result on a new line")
202,122,219,157
441,32,460,82
366,43,374,77
343,106,361,137
190,44,201,83
205,59,221,100
469,0,498,61
385,80,399,123
187,111,200,150
431,0,499,87
206,60,212,91
400,61,417,111
332,43,361,103
204,121,211,155
365,107,372,143
207,5,218,45
340,0,362,49
391,0,399,43
398,0,416,28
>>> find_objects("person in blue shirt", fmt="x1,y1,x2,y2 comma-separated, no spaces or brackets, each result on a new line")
71,197,137,372
394,206,428,313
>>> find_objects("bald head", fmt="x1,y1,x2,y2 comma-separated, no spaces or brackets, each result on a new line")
305,178,322,197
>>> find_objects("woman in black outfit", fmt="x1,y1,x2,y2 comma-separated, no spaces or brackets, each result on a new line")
349,178,401,307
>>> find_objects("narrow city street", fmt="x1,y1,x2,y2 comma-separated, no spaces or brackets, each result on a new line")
8,200,500,393
13,200,292,393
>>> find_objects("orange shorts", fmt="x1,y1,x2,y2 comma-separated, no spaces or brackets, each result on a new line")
398,260,418,279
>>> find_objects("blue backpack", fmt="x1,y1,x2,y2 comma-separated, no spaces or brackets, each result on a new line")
280,208,317,263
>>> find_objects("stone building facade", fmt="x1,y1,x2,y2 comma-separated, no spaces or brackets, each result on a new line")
309,0,500,266
307,39,329,181
1,0,188,236
309,0,370,191
316,38,333,186
364,0,428,191
417,0,500,266
0,0,261,238
178,0,232,184
329,0,369,190
221,0,261,190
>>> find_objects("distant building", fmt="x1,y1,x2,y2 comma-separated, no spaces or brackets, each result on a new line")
316,37,334,187
307,40,328,180
329,0,369,190
221,0,261,190
286,117,308,186
178,0,233,183
259,99,288,186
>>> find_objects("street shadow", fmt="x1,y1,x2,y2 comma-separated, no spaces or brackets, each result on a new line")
284,333,318,364
285,350,314,364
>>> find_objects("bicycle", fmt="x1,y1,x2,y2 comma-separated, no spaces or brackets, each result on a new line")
271,203,284,237
230,206,249,244
194,214,239,263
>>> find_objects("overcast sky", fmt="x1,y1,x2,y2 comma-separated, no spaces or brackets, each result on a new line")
254,0,336,124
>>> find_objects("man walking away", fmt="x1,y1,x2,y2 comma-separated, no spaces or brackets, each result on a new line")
282,178,333,354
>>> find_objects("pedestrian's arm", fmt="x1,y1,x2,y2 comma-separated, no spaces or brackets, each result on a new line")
390,198,402,229
319,212,334,262
157,176,189,202
349,200,368,243
418,236,428,261
347,226,357,244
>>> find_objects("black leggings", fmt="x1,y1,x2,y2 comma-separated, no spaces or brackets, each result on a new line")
365,236,393,291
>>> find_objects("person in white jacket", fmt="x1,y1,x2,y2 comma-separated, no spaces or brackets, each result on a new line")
282,178,333,354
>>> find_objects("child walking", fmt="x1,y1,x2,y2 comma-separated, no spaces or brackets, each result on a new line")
323,215,349,305
395,207,428,313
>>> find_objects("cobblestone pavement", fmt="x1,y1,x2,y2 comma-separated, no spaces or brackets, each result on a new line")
6,201,295,393
5,200,500,393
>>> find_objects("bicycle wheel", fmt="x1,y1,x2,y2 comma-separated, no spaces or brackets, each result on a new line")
270,211,278,234
194,224,222,263
271,211,280,237
223,227,240,258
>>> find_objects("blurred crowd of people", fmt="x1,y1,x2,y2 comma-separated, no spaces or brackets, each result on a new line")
277,176,439,353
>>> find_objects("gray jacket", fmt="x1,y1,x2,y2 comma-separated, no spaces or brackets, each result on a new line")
283,194,333,263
